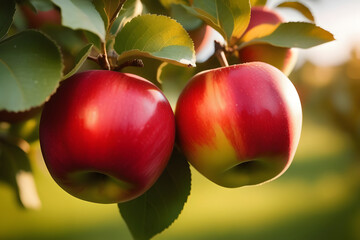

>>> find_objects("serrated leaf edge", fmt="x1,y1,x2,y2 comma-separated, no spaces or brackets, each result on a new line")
0,30,63,112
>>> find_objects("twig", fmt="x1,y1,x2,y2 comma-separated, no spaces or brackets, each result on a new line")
87,55,99,63
113,59,144,71
109,0,127,30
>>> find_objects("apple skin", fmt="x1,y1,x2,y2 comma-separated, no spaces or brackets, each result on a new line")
175,62,302,188
238,43,298,76
238,7,297,76
39,70,175,203
20,6,61,29
188,24,213,53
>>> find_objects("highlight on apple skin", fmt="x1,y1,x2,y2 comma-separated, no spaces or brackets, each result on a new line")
39,70,175,203
238,6,298,76
175,62,302,188
188,24,213,53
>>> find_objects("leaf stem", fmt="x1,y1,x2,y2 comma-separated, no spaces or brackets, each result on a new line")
100,0,127,71
108,0,127,32
87,55,99,63
113,59,144,71
214,40,229,67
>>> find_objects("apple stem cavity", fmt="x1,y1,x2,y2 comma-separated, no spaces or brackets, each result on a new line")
214,40,229,67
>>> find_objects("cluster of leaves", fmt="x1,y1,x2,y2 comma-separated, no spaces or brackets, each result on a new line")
0,0,334,239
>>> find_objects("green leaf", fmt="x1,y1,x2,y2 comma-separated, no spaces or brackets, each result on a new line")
0,140,41,209
84,30,102,51
119,146,191,240
250,0,267,6
41,25,88,56
141,0,167,15
63,44,93,79
181,0,251,45
52,0,106,41
0,30,62,112
93,0,109,29
170,3,203,31
0,0,15,40
110,0,143,35
114,14,196,67
41,25,91,77
276,1,315,22
245,22,335,49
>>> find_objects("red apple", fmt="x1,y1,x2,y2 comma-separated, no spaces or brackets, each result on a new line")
39,70,175,203
188,24,213,53
238,7,297,76
20,6,61,29
175,62,302,188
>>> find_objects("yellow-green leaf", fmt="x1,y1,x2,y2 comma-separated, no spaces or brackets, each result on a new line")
250,0,267,6
241,23,279,42
277,1,315,22
244,22,335,49
110,0,143,34
160,0,189,8
181,0,251,45
114,14,195,67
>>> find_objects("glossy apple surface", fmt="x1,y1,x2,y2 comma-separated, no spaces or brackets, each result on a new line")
238,7,297,75
20,6,61,29
189,24,213,53
175,62,302,188
39,70,175,203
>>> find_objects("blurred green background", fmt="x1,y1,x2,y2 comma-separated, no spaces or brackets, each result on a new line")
1,86,360,240
1,0,360,239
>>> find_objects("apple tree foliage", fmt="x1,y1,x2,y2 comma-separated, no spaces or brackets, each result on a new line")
0,0,334,239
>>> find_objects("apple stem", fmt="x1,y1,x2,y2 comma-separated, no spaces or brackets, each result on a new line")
100,43,111,70
87,55,98,63
87,55,109,70
214,40,229,67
